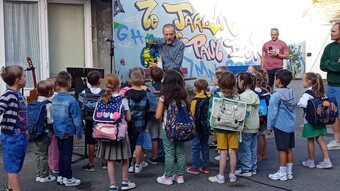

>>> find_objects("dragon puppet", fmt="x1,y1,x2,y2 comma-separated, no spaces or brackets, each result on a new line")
140,34,160,68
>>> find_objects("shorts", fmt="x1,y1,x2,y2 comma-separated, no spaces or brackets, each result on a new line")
1,131,28,173
274,128,295,150
326,85,340,117
136,131,146,146
216,132,238,150
85,120,97,145
147,114,162,139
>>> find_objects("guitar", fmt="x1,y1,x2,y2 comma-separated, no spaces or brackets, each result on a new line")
26,57,38,103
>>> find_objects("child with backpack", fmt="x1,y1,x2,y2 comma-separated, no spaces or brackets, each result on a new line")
94,73,136,191
297,72,332,169
0,66,28,191
267,69,296,181
125,69,150,173
187,79,212,174
208,71,239,184
47,77,59,174
252,72,271,162
235,72,260,177
78,70,107,172
29,80,56,183
51,71,83,187
155,69,190,185
146,67,165,164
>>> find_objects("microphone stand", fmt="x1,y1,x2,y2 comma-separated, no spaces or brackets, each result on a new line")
109,41,115,73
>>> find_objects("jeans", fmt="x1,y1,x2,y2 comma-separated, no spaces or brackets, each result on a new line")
238,133,258,172
57,137,73,179
162,129,185,177
33,133,51,177
191,132,210,169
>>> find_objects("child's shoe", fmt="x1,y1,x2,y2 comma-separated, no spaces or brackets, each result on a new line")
40,175,56,183
36,175,41,182
82,164,95,172
269,171,287,181
208,174,225,184
316,161,332,169
128,165,134,173
302,159,315,168
229,173,237,183
186,167,200,174
235,169,252,177
199,167,210,174
141,161,148,168
134,164,142,173
148,157,158,165
102,163,108,170
57,176,64,185
157,175,173,185
109,185,119,191
63,177,81,187
121,180,136,190
172,175,184,184
287,172,294,180
52,169,59,174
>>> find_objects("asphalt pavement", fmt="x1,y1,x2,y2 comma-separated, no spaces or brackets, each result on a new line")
1,80,340,191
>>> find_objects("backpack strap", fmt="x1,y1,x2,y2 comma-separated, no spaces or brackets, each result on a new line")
304,89,314,97
84,88,91,94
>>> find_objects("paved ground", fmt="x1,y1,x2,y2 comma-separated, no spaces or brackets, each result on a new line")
1,80,340,191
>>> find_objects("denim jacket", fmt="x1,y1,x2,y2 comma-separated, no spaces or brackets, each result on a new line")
52,92,82,139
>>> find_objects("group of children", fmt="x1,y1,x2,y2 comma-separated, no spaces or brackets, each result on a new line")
0,64,334,191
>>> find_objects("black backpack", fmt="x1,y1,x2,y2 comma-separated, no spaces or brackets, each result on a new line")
192,92,211,135
78,88,106,120
27,99,51,140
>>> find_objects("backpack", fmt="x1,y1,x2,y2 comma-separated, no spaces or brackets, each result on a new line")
27,99,51,140
78,88,106,120
146,82,161,112
304,90,338,126
210,92,247,132
93,95,127,141
258,90,271,117
125,90,149,133
191,92,211,135
165,100,196,142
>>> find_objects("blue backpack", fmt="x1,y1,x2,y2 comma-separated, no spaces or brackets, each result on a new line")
27,99,51,140
165,100,196,142
304,90,338,126
146,82,161,112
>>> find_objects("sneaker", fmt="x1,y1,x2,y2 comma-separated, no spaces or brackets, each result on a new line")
141,161,148,168
302,160,315,168
102,163,108,170
82,164,95,172
148,157,158,165
252,171,257,175
121,180,136,190
172,175,184,184
186,167,200,174
128,165,134,173
235,169,252,177
287,173,294,180
52,169,59,174
209,141,217,148
208,175,225,184
57,176,64,185
109,185,119,191
199,167,210,174
36,175,41,182
327,140,340,150
157,175,173,185
269,171,287,181
40,175,56,183
214,155,220,161
316,161,332,169
229,173,237,183
134,165,142,173
63,177,81,187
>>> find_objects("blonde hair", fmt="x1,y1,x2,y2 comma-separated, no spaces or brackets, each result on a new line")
101,73,120,104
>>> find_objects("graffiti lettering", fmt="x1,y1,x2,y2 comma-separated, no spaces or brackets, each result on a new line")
135,0,159,30
182,34,223,63
116,24,143,45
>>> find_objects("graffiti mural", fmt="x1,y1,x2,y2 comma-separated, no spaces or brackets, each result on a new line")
113,0,305,84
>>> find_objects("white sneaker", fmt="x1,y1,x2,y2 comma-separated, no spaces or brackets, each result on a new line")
40,175,56,183
235,169,252,177
229,173,237,183
157,175,173,185
63,177,81,187
141,161,148,168
327,140,340,150
36,175,41,182
316,161,332,169
208,175,225,184
134,164,142,173
287,173,293,180
269,171,287,181
302,160,315,168
128,165,134,173
172,175,184,184
214,155,221,161
121,180,136,190
57,176,63,185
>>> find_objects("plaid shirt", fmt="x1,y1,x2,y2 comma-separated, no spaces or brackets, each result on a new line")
125,89,149,132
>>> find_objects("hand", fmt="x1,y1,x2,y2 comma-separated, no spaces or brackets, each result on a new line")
149,63,157,68
266,129,272,135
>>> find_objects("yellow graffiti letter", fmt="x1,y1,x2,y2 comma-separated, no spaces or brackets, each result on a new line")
135,0,159,30
163,3,193,31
